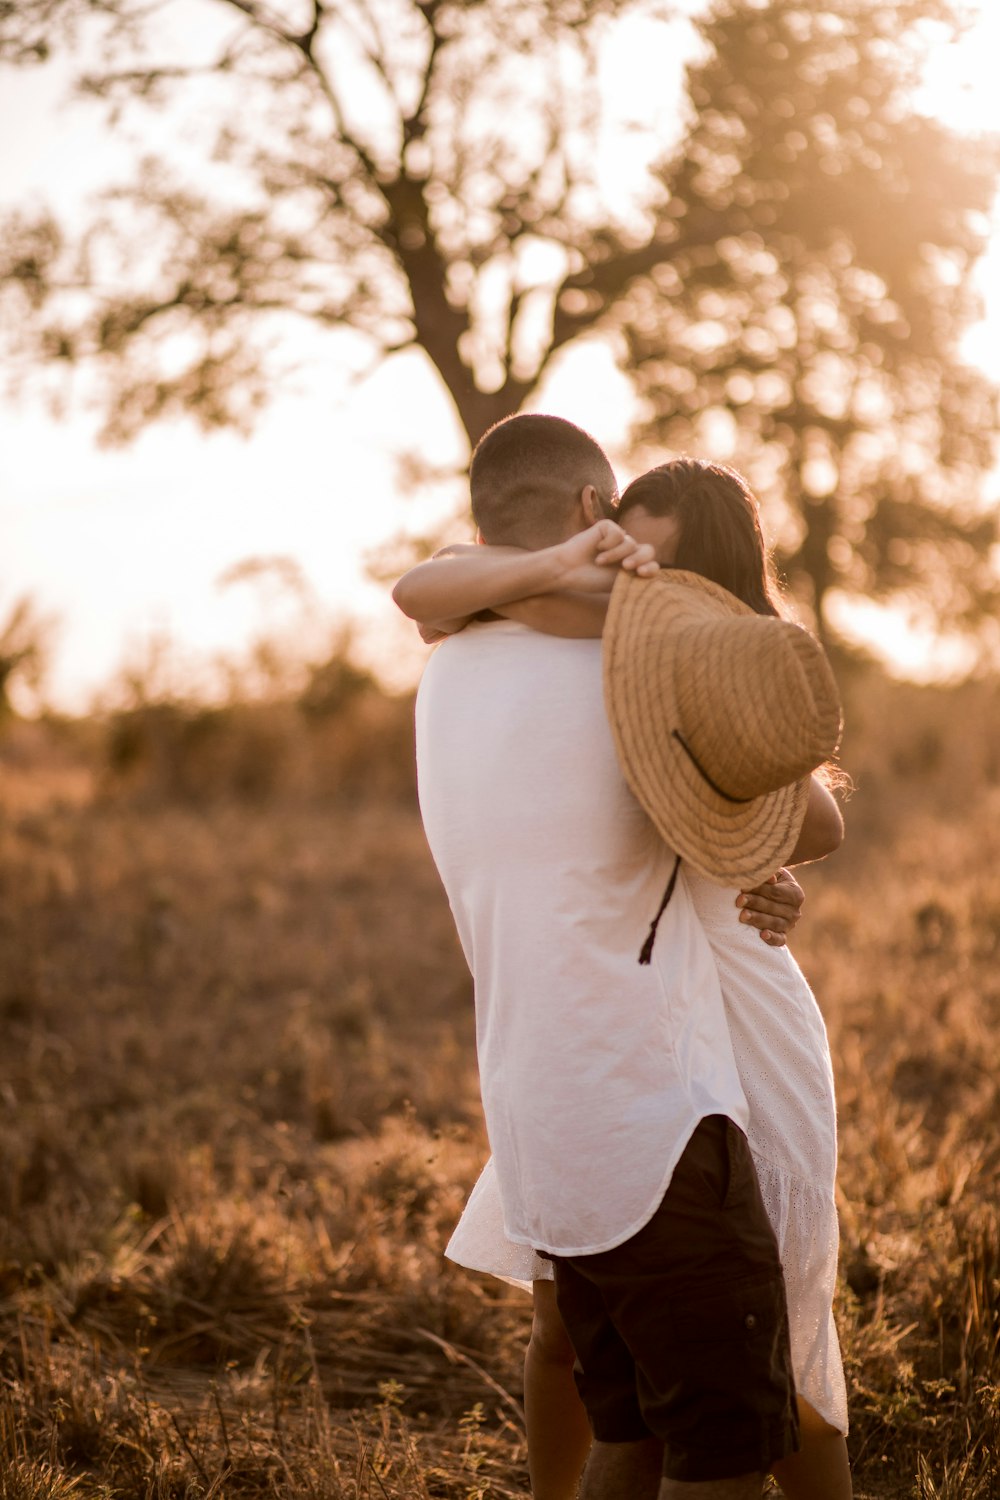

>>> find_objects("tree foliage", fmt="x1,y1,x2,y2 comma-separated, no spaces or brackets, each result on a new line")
619,0,1000,637
1,0,674,443
1,0,998,646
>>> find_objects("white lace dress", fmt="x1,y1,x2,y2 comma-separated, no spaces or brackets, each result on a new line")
445,865,848,1435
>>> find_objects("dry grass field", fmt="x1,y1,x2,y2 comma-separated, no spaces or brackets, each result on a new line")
0,664,998,1499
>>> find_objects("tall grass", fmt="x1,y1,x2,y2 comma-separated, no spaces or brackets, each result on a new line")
0,663,998,1497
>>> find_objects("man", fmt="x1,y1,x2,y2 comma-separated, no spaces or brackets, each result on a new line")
407,414,841,1499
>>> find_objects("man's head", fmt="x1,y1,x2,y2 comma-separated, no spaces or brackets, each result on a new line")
470,414,618,547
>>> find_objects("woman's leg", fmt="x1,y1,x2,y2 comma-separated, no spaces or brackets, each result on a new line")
525,1279,593,1500
769,1395,852,1500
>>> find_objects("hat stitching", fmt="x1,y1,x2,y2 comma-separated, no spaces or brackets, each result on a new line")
671,730,755,805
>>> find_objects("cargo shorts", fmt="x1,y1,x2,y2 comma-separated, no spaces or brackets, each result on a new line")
549,1115,800,1483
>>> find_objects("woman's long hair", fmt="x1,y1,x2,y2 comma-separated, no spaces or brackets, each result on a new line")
618,459,787,619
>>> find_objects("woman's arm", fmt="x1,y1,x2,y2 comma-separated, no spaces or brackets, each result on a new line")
391,522,657,636
494,593,609,638
393,544,566,637
396,544,508,639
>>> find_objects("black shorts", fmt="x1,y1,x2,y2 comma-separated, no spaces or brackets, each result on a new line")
549,1115,799,1483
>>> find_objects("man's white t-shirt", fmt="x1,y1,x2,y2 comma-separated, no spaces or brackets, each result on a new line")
415,620,748,1257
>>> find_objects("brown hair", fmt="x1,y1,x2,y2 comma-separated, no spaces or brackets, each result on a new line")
618,459,787,619
470,413,618,547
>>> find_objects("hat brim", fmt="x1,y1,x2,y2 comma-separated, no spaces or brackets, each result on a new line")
604,570,822,887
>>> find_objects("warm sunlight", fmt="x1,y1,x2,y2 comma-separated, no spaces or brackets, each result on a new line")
917,5,1000,379
1,0,1000,705
917,5,1000,140
4,10,1000,1490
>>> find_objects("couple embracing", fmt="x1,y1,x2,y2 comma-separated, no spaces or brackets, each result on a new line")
394,413,851,1500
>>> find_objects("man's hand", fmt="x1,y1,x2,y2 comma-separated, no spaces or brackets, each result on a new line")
735,868,804,948
552,521,659,593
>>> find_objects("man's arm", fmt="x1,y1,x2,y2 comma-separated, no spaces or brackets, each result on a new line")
736,778,843,947
786,775,844,865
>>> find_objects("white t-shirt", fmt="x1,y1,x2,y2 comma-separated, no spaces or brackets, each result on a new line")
415,620,748,1257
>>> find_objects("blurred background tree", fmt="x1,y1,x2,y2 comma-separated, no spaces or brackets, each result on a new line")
0,596,54,718
619,1,1000,643
0,0,998,648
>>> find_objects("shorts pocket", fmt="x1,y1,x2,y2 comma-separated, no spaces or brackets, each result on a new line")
631,1274,797,1468
666,1276,786,1350
721,1119,757,1211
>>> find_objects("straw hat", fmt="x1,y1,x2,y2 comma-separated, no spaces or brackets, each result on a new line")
603,569,842,888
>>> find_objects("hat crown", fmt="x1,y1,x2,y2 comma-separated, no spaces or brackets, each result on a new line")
672,615,839,801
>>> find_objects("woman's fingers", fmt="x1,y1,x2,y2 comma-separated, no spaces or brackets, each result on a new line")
595,534,634,562
590,519,624,547
622,543,659,575
595,534,659,573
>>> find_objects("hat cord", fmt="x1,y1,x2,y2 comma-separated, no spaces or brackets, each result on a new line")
638,853,683,965
671,730,754,805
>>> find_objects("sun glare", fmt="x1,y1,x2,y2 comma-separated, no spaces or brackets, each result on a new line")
2,2,1000,705
916,6,1000,137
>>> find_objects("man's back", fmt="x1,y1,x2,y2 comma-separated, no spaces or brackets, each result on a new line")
416,620,747,1256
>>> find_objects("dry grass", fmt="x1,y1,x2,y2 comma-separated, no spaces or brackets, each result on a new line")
0,666,998,1497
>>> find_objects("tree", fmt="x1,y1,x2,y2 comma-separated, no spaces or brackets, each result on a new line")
0,596,54,719
0,0,676,445
0,0,998,647
617,0,1000,641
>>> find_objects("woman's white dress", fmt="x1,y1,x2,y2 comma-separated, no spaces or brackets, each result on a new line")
445,865,848,1434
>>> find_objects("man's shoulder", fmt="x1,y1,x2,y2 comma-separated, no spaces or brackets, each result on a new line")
433,620,601,653
418,624,602,708
424,624,599,682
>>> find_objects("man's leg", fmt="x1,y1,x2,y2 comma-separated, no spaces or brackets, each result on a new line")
659,1473,763,1499
578,1437,664,1500
575,1442,763,1500
552,1119,798,1496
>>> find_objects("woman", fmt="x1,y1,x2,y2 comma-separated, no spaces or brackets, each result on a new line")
394,458,852,1500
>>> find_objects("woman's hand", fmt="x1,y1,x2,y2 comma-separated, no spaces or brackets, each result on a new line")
735,868,804,948
550,521,659,592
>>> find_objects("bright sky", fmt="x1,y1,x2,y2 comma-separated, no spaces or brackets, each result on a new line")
1,2,999,709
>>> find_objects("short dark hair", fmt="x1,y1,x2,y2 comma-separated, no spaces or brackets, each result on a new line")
618,459,786,618
470,413,618,545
